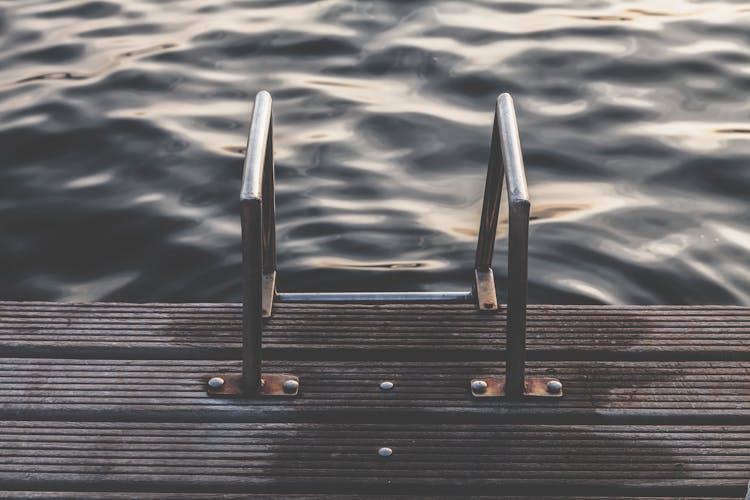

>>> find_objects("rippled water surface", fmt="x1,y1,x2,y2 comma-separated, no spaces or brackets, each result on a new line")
1,0,749,304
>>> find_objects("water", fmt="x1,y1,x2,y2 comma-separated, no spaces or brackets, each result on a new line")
0,0,748,304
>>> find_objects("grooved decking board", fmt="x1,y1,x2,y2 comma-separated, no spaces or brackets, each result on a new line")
0,422,747,496
1,302,748,359
2,358,750,423
3,302,750,496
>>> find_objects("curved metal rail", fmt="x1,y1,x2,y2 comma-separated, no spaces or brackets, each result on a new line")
215,91,297,397
210,91,559,400
472,93,532,399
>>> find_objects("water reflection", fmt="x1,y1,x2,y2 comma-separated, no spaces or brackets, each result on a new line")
0,0,748,304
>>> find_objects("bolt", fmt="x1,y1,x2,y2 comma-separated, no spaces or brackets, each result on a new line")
546,380,562,394
471,379,488,394
207,377,225,390
378,447,393,457
282,379,299,394
379,381,394,391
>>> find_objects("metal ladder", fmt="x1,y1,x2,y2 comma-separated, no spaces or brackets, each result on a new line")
207,91,562,400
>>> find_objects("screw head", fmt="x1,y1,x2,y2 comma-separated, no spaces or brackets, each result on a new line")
378,447,393,457
379,381,394,391
282,379,299,394
546,380,563,394
207,377,225,390
471,379,488,394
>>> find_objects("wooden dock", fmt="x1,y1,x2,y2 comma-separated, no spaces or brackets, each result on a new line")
2,93,748,497
1,301,749,497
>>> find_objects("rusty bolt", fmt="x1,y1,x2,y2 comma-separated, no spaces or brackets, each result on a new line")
471,379,488,394
207,377,225,390
378,447,393,457
546,380,562,394
282,379,299,394
379,381,394,391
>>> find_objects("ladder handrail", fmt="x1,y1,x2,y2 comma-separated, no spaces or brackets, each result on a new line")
241,90,277,276
475,93,530,270
474,93,531,399
225,91,545,400
239,90,278,393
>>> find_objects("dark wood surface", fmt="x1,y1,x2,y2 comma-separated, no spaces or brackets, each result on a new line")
2,301,748,359
0,422,747,495
1,301,749,497
2,359,750,423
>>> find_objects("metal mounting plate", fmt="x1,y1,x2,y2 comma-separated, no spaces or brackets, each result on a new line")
474,269,498,311
261,271,276,318
207,373,299,397
470,376,563,398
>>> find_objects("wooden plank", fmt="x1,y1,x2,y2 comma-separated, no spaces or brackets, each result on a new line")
0,302,748,359
0,421,746,496
2,302,748,496
2,358,750,423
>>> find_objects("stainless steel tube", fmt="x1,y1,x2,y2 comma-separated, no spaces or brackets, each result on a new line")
277,291,473,303
239,91,275,393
